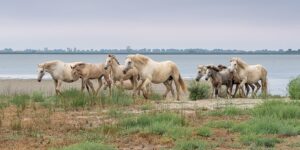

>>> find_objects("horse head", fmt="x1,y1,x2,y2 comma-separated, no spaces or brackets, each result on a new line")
195,65,207,81
37,63,45,82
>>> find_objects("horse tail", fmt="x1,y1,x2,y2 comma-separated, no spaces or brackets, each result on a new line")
178,75,187,93
261,67,268,97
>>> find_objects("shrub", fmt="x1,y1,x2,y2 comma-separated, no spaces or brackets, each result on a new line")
55,141,115,150
197,127,212,137
288,76,300,99
188,81,211,100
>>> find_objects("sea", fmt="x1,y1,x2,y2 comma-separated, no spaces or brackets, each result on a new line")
0,54,299,96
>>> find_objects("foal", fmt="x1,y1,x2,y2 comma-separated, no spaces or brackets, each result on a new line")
204,65,233,98
71,63,112,95
104,54,139,95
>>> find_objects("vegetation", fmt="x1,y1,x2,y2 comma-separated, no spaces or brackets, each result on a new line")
288,76,300,99
188,81,211,100
1,87,299,149
196,127,212,137
55,142,116,150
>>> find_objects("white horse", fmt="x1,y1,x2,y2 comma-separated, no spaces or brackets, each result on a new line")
104,54,139,94
229,57,268,97
37,60,86,95
123,54,186,100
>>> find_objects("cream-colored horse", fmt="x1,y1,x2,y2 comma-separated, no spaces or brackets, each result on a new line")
104,54,139,94
123,54,186,100
71,62,111,95
37,60,85,95
229,57,268,97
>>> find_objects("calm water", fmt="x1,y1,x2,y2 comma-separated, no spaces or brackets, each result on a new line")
0,54,299,95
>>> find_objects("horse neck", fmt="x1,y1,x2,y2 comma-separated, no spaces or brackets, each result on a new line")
108,61,120,76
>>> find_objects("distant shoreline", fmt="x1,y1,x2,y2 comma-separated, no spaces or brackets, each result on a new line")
0,53,299,55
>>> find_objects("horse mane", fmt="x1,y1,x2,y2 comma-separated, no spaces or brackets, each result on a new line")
108,54,120,65
217,64,227,70
207,65,220,72
129,54,149,65
41,60,61,69
231,57,248,69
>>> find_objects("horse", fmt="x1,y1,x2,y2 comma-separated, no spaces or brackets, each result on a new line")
195,65,208,81
37,60,86,95
229,57,267,97
217,64,258,97
71,62,112,95
203,65,233,98
104,54,139,95
122,54,186,100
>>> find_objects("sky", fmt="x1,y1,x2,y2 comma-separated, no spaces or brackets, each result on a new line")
0,0,299,50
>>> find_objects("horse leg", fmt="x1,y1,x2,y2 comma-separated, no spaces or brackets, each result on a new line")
244,83,250,97
135,79,145,96
130,77,137,97
81,78,85,92
239,79,247,98
103,74,111,96
56,80,62,95
168,80,175,99
53,79,59,95
173,78,181,101
87,80,96,95
141,79,151,99
232,83,239,98
253,82,261,97
95,78,103,96
163,81,171,99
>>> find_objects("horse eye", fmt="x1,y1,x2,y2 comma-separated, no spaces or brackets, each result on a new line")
128,61,132,64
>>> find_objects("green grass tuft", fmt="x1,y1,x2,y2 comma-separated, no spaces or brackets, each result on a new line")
10,94,30,110
54,141,115,150
174,140,208,150
31,92,45,102
196,127,212,137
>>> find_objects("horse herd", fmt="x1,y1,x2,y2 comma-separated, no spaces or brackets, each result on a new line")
37,54,268,100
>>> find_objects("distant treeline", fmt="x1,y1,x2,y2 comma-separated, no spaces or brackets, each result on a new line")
1,48,299,55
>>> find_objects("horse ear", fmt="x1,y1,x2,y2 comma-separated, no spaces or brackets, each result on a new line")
38,63,44,68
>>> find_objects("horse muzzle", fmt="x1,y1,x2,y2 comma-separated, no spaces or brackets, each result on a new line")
37,79,41,82
195,78,200,82
123,70,127,74
104,67,108,70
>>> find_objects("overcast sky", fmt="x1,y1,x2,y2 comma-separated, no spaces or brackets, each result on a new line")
0,0,299,50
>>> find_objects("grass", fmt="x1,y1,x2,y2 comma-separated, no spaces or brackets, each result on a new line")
206,120,235,129
31,92,45,102
107,108,123,118
288,76,300,100
196,127,212,137
10,94,31,111
101,87,134,106
54,141,116,150
119,112,190,140
208,106,247,116
174,140,209,150
188,81,211,100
